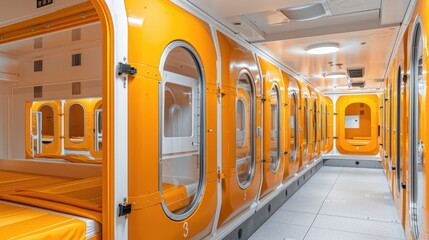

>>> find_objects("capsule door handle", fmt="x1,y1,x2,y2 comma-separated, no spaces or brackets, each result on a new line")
417,140,424,166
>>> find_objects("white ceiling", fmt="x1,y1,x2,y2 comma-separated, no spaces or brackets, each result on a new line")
186,0,413,93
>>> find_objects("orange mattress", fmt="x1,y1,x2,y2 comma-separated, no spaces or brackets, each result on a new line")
0,171,101,239
0,177,102,222
33,154,102,164
162,183,192,212
345,139,371,146
0,170,73,194
0,202,86,240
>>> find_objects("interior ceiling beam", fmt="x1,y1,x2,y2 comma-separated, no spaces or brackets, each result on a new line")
0,2,98,45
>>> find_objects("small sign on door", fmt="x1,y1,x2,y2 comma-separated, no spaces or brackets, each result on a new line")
345,115,360,129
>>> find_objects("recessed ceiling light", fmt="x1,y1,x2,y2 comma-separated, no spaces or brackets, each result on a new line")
324,71,347,78
306,43,339,54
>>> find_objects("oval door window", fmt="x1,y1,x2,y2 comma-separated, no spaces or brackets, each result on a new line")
395,66,402,196
39,105,54,144
94,104,102,151
69,103,85,143
236,71,255,189
325,105,328,146
313,99,317,152
160,42,205,220
410,20,424,239
388,83,393,172
320,104,324,143
344,103,371,147
289,91,297,162
269,84,280,172
304,97,309,153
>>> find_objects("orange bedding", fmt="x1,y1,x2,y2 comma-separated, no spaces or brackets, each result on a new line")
162,183,191,212
0,202,86,240
345,139,371,146
0,170,73,194
33,154,102,164
0,177,102,223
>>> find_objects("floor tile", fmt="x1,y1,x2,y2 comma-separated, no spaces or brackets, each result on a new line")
312,215,405,239
269,210,316,227
320,192,399,222
304,227,404,240
251,166,406,240
280,183,332,214
249,221,309,240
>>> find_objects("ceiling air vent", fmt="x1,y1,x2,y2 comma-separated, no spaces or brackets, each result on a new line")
279,3,330,22
34,86,43,98
34,60,43,72
72,28,81,41
72,82,81,95
347,68,364,78
34,37,42,49
37,0,53,8
374,79,384,82
351,81,366,88
72,53,82,67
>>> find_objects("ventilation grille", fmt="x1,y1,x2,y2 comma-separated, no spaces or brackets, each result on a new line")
34,60,43,72
34,37,43,49
72,82,81,95
72,53,81,66
351,81,366,88
279,3,328,21
360,110,364,115
34,86,43,98
72,29,81,41
37,0,53,8
347,68,364,78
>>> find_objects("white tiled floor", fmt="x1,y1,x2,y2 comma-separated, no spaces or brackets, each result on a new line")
249,166,405,240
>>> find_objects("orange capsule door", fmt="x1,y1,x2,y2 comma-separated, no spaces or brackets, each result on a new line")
282,72,300,180
405,13,429,240
64,99,100,154
216,32,262,227
258,56,286,198
326,96,334,153
297,82,311,168
26,101,62,157
126,0,218,239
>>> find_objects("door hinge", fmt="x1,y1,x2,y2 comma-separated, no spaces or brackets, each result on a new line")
217,171,226,179
217,87,226,97
118,198,133,217
117,62,137,76
333,113,338,116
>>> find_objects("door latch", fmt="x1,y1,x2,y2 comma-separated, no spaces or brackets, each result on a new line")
417,140,424,166
117,63,137,76
118,198,132,217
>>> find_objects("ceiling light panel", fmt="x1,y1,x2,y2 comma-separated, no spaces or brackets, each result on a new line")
324,71,347,78
306,42,339,54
